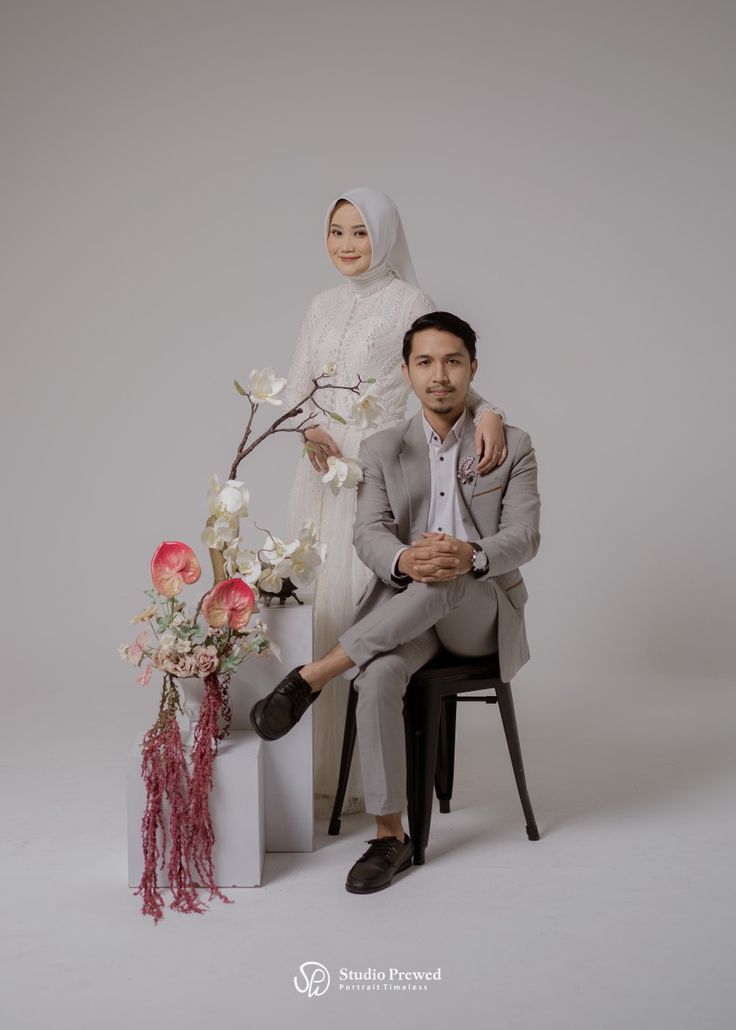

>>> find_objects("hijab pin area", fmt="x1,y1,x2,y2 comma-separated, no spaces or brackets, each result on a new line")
457,456,476,485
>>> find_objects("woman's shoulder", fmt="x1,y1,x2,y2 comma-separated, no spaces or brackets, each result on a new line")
391,277,435,315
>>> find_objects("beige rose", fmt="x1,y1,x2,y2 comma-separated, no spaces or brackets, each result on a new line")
193,645,219,678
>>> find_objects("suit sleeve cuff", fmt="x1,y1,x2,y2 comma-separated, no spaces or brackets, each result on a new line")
391,546,411,584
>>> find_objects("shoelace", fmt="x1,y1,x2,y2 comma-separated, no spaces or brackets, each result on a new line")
356,837,405,864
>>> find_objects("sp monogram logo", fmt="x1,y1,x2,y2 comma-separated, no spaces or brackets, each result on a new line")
293,961,331,997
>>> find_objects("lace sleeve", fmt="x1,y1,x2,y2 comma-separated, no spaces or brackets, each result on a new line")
282,296,327,426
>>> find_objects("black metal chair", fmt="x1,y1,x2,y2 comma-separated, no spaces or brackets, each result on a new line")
328,648,540,865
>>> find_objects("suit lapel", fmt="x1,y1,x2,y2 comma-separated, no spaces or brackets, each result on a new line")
398,411,430,538
456,411,480,538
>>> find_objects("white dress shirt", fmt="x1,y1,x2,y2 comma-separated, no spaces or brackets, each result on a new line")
391,409,472,582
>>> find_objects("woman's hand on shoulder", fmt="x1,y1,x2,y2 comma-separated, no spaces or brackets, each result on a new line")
474,411,507,474
304,426,343,473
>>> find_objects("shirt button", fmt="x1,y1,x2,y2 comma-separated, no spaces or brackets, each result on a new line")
438,527,442,531
439,456,444,461
440,491,445,496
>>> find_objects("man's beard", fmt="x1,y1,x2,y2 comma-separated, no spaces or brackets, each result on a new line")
427,391,455,414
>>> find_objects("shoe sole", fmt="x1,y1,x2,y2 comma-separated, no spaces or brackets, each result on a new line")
344,856,413,894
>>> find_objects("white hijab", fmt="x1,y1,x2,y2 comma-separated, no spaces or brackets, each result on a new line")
324,186,419,290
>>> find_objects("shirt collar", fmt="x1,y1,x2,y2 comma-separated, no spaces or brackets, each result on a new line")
422,407,467,446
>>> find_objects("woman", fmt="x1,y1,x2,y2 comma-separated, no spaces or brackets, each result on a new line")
283,187,507,819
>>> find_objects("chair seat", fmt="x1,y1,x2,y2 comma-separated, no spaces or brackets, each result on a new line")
329,647,539,862
410,649,500,687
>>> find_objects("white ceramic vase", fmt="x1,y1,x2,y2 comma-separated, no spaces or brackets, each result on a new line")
178,677,205,749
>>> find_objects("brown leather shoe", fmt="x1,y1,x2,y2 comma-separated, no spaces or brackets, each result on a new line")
249,666,319,741
345,834,413,894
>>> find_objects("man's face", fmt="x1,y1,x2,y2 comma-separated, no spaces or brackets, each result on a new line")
402,328,478,417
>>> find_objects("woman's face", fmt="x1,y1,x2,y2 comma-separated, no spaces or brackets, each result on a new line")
326,202,372,277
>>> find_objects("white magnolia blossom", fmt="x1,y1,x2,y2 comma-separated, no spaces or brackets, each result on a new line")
349,391,385,431
249,367,287,406
207,475,250,521
201,516,239,551
322,362,337,377
321,455,364,496
223,538,263,585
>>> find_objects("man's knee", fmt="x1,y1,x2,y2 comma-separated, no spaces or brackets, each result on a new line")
354,651,413,698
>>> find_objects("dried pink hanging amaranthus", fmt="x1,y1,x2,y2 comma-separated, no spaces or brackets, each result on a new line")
129,543,256,922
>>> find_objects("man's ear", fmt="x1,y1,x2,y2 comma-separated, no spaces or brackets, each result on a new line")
401,362,411,386
470,358,478,380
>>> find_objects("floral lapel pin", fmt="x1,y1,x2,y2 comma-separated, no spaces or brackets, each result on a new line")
457,455,477,486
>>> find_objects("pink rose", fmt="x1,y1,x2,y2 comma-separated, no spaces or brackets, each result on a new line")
193,645,219,678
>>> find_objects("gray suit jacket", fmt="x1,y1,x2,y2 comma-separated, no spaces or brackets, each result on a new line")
351,406,541,681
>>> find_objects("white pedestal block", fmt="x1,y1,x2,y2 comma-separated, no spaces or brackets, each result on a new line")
229,603,314,853
127,730,264,887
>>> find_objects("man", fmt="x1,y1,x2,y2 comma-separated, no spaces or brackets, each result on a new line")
250,311,541,894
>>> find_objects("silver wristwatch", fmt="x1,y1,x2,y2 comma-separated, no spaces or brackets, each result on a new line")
470,542,489,577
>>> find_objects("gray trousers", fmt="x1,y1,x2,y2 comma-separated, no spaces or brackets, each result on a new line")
338,574,499,816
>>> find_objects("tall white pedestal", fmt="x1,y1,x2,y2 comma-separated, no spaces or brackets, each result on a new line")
229,603,314,853
127,730,264,887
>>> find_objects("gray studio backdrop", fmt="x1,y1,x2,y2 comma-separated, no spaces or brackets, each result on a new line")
2,0,734,757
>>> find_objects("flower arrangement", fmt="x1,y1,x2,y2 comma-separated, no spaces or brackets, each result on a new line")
120,362,380,921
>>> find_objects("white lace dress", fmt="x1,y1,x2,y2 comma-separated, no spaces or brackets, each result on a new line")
283,270,503,819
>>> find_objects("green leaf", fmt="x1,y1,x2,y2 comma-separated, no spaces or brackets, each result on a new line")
329,411,347,424
303,442,319,453
234,379,247,396
366,377,376,384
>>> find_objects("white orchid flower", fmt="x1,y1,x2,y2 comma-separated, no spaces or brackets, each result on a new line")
349,391,385,431
249,367,287,406
223,538,263,585
259,567,284,594
261,534,299,565
206,475,250,520
298,518,320,548
289,541,327,588
201,516,239,551
321,455,364,496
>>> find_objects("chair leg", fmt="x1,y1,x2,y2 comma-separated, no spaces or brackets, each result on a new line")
435,697,458,813
405,690,444,865
328,682,359,836
495,681,540,841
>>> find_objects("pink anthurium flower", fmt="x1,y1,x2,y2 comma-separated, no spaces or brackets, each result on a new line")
202,579,256,631
151,541,202,597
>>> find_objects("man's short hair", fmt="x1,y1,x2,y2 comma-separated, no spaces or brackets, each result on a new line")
402,311,478,363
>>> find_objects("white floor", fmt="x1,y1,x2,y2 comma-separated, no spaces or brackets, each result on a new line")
3,672,735,1030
